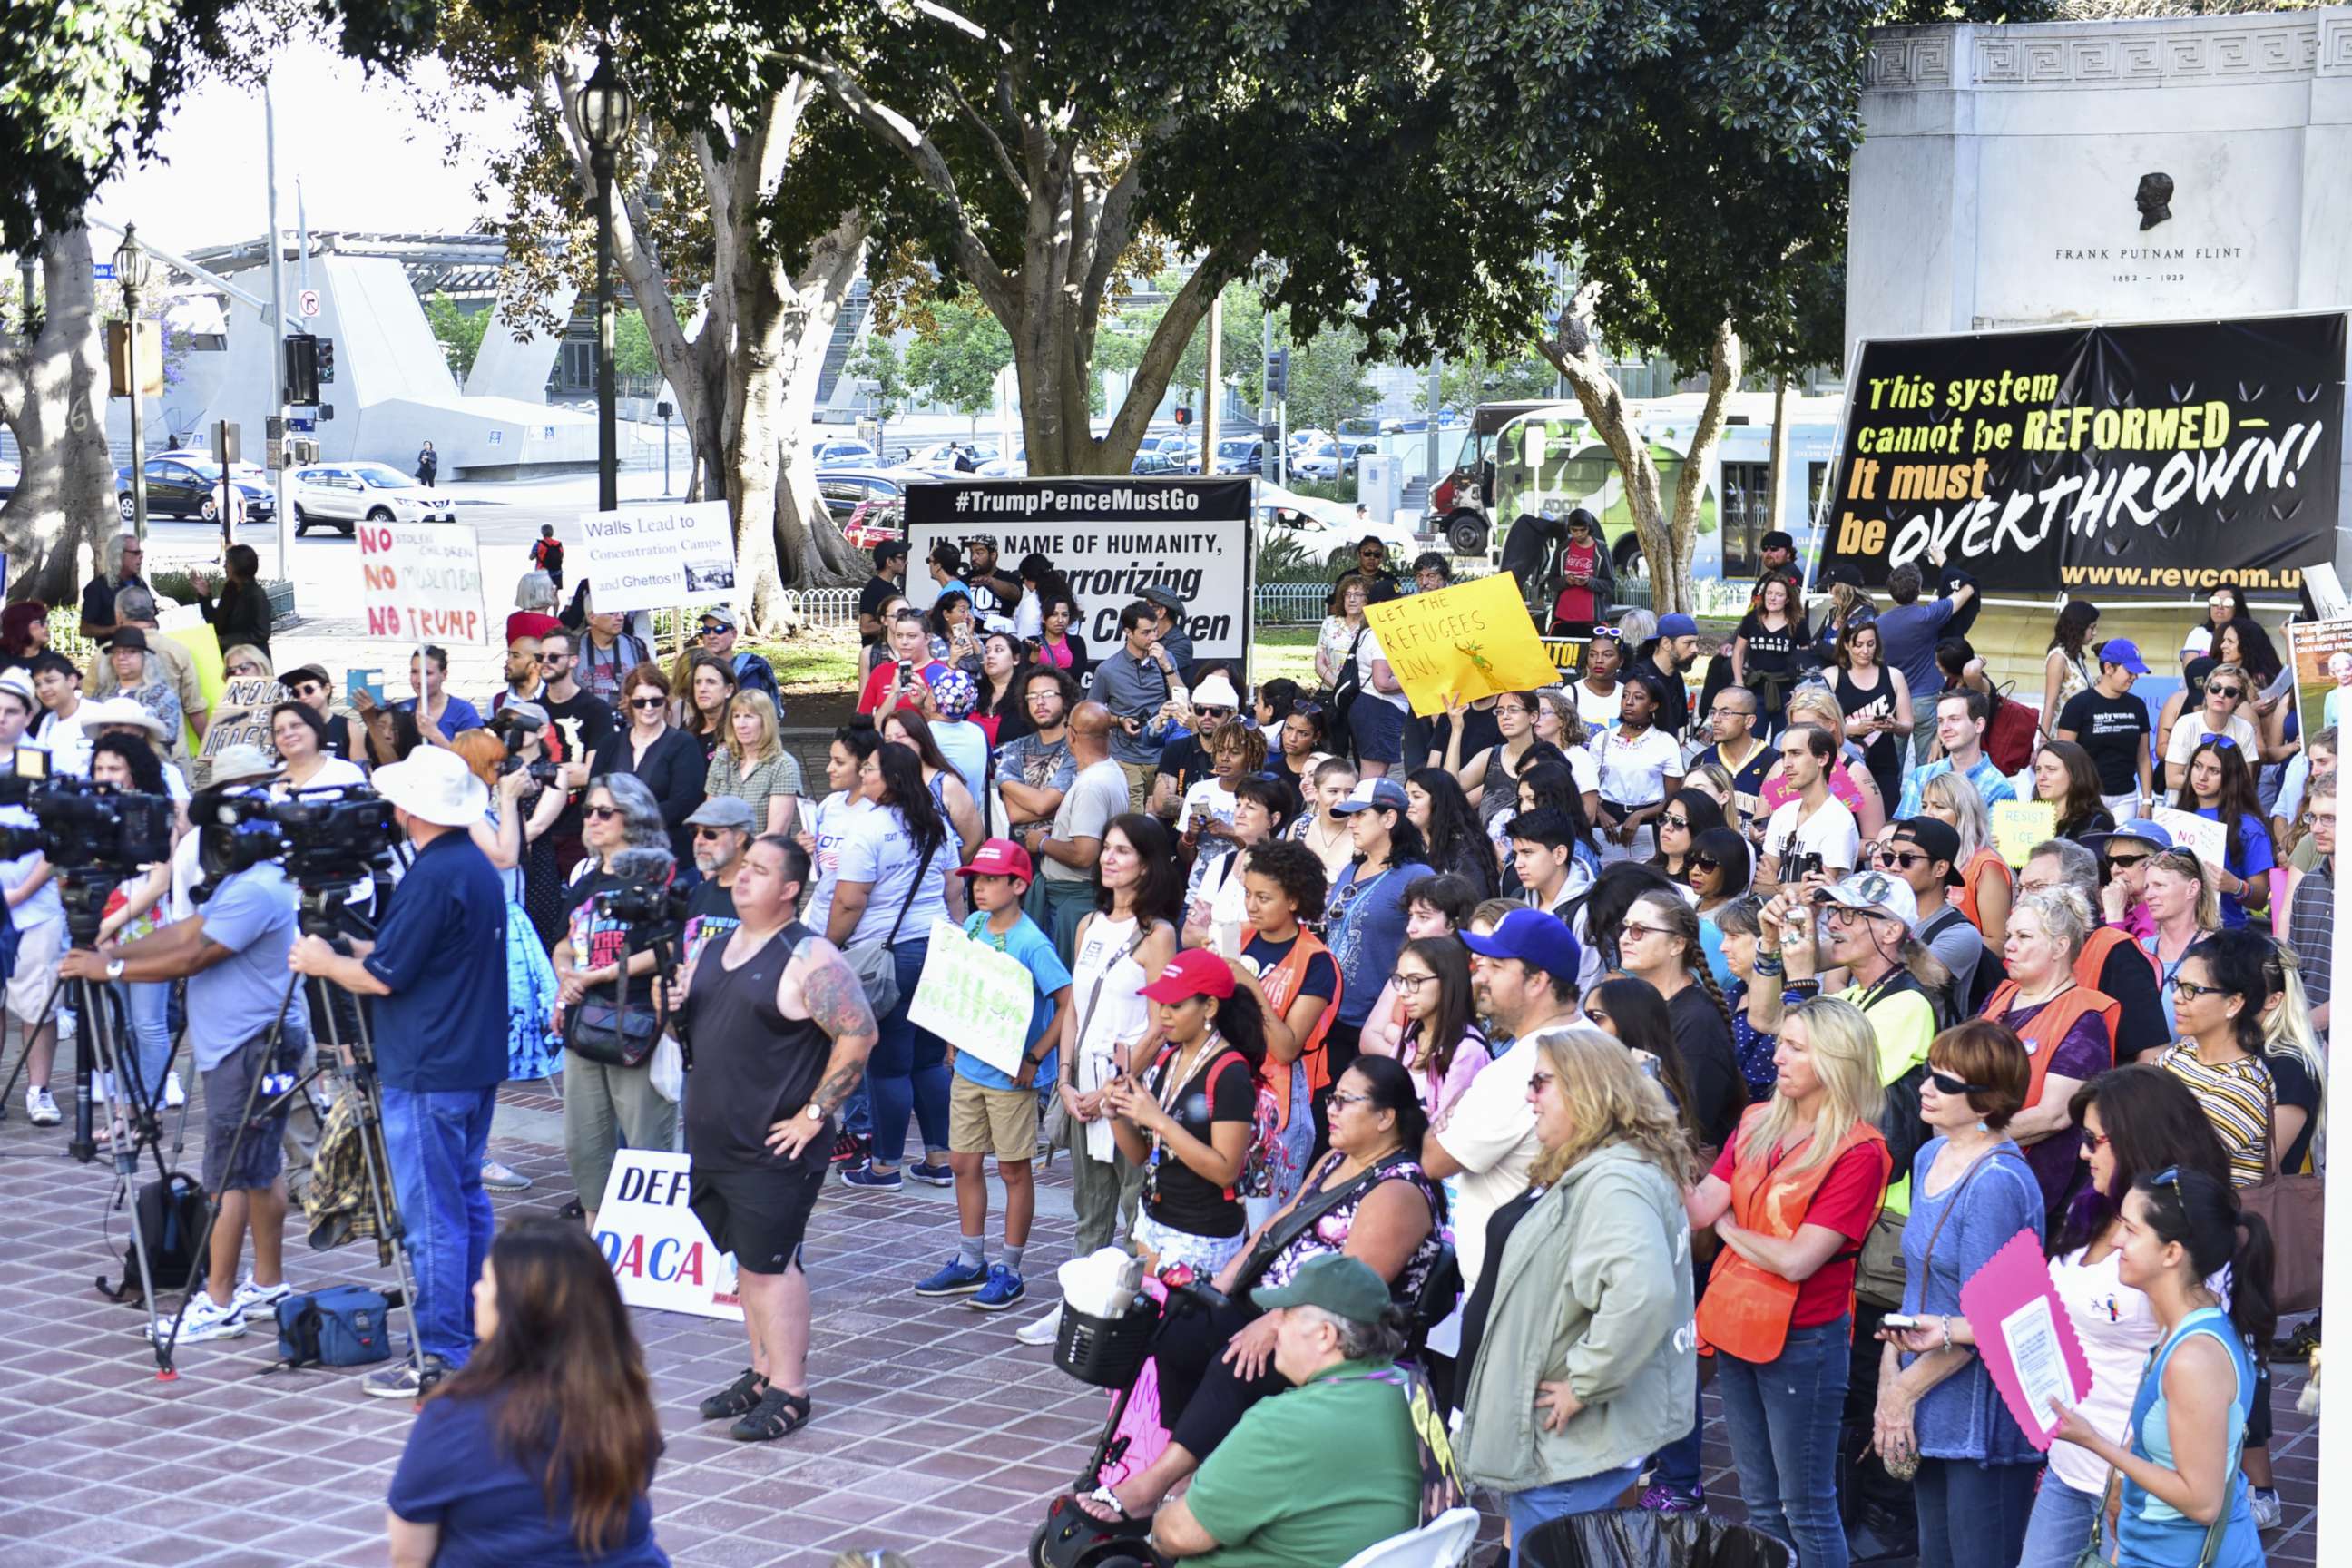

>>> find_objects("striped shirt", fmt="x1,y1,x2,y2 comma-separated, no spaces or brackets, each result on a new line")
2159,1043,2274,1188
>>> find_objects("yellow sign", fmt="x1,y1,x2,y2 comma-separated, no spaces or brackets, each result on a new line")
1362,573,1561,717
1989,799,2057,869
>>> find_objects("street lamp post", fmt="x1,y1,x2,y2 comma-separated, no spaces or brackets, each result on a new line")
115,226,155,542
579,47,636,515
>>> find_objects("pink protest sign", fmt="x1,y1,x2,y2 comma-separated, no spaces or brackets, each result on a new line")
1959,1227,2094,1451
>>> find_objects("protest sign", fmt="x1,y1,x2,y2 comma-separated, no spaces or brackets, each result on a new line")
2286,617,2352,751
905,918,1035,1079
592,1149,742,1322
905,479,1252,671
358,521,487,643
1960,1230,2092,1450
200,678,289,763
2151,806,2230,866
1815,313,2346,595
1989,800,2057,869
1362,572,1562,717
1540,636,1590,680
571,502,737,614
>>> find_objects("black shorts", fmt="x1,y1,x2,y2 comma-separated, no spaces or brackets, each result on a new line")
201,1033,300,1193
689,1133,829,1276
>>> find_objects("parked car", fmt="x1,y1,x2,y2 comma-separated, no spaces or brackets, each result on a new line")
975,444,1028,478
811,436,881,469
114,456,275,524
1210,436,1267,475
1253,481,1420,573
816,466,938,548
906,439,997,473
286,462,456,535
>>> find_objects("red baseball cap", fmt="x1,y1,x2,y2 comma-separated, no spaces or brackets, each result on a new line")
955,837,1034,884
1139,948,1237,1004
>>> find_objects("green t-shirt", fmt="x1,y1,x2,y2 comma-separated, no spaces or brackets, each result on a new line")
1845,976,1937,1216
1184,1358,1422,1568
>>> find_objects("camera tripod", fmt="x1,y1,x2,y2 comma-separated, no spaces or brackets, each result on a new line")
149,880,426,1383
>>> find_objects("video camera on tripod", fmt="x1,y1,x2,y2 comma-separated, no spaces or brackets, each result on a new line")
0,748,175,887
191,781,397,896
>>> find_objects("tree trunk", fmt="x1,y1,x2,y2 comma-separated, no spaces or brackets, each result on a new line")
1538,313,1740,615
0,227,118,605
1765,370,1789,539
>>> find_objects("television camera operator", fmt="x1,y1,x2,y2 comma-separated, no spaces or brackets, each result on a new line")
59,776,307,1344
289,747,509,1398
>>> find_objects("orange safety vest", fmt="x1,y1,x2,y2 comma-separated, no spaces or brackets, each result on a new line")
1696,1106,1890,1365
1259,926,1342,1125
2076,926,2159,992
1982,979,2120,1111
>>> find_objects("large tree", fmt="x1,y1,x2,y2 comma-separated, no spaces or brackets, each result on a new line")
791,0,1493,477
0,229,122,603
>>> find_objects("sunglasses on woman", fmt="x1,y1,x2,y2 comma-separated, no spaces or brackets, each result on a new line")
584,805,621,821
1690,853,1721,873
1926,1067,1988,1097
630,695,667,710
1660,813,1690,830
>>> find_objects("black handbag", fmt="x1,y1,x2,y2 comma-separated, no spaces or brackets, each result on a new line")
565,998,661,1068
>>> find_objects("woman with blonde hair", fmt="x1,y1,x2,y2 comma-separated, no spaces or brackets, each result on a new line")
1920,768,2012,945
2140,845,2219,1039
1688,997,1892,1568
704,690,803,837
1456,1028,1698,1557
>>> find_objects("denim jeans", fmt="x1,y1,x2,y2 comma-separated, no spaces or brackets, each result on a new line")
117,981,172,1102
1716,1317,1852,1568
1504,1464,1642,1566
1915,1456,2038,1568
867,939,950,1166
381,1083,497,1368
1649,1250,1715,1494
2017,1470,2112,1568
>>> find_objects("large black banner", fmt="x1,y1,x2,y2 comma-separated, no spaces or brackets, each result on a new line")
1816,314,2346,595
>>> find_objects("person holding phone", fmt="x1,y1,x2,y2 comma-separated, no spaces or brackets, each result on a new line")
1091,601,1185,811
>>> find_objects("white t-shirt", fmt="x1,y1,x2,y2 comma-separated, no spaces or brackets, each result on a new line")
1573,679,1619,735
803,789,874,933
37,705,93,775
1014,592,1043,642
1765,793,1862,876
1436,1034,1545,1290
1177,777,1240,837
2164,710,2259,767
1595,726,1685,808
1563,744,1600,797
1356,626,1411,713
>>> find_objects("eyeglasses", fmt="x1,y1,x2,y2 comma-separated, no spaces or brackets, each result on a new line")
537,652,567,663
2085,1130,2112,1151
2105,851,2151,870
227,663,261,677
2205,685,2243,701
1527,1072,1555,1092
1927,1067,1989,1097
1872,848,1930,869
1618,920,1673,942
1328,1091,1372,1108
1591,627,1623,642
584,805,621,821
697,624,728,636
630,696,667,710
1690,853,1721,873
1197,707,1235,720
691,827,733,840
1660,814,1690,830
1393,972,1436,995
2171,976,2228,1000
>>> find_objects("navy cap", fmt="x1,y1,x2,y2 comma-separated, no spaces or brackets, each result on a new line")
1459,907,1584,985
1328,778,1409,816
1657,612,1700,640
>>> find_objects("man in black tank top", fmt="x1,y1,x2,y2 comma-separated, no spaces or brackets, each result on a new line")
672,837,879,1444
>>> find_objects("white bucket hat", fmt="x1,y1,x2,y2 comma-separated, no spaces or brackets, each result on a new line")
86,696,168,739
201,743,283,789
371,744,487,827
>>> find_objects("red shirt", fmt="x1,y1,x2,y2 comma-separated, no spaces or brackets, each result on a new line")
1551,539,1602,625
1710,1134,1887,1328
858,657,947,717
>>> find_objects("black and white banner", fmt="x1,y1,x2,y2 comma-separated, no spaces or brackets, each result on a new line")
906,478,1254,666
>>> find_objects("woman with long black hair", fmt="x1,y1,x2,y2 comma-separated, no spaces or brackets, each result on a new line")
387,1215,668,1566
828,741,955,1191
1580,976,1700,1137
1612,891,1746,1153
1650,789,1726,886
2172,738,2273,928
1406,765,1500,897
2040,600,2102,740
2045,1165,2274,1568
1321,779,1430,1104
1391,935,1488,1116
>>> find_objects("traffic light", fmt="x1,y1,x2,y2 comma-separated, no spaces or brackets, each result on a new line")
1172,406,1191,426
1266,348,1289,401
285,335,320,404
318,336,337,384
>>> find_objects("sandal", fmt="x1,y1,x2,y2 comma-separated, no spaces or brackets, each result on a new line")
1073,1485,1146,1526
728,1385,813,1442
698,1367,769,1420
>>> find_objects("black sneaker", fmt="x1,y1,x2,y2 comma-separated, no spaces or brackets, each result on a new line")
829,1130,867,1166
698,1367,769,1420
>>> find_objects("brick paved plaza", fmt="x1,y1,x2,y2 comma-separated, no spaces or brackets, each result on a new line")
0,1083,2321,1568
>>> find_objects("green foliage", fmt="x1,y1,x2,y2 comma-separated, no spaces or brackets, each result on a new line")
612,307,657,381
846,336,908,421
422,291,487,378
905,298,1013,418
1253,528,1322,589
1423,354,1558,413
1287,324,1377,437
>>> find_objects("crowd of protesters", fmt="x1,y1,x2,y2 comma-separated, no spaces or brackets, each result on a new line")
7,526,2326,1568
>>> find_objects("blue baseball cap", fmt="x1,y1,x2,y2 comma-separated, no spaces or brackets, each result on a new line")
1657,612,1700,640
2099,638,2151,675
1328,778,1409,816
2082,818,2173,855
1459,907,1584,985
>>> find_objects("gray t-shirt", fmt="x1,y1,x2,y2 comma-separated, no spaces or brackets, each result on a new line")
836,804,952,946
1916,904,1984,1014
1091,650,1172,766
1047,760,1131,885
186,864,309,1072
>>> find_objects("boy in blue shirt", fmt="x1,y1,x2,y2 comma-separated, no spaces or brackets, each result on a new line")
916,838,1074,1310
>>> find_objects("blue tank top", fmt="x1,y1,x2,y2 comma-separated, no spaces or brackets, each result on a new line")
2119,1306,2262,1568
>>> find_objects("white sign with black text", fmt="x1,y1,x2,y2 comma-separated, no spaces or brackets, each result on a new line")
903,478,1254,671
591,1148,743,1322
570,501,739,614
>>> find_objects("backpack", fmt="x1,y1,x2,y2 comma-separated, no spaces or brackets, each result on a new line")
1328,625,1368,730
1234,1069,1291,1201
96,1171,209,1303
534,536,564,573
272,1284,397,1368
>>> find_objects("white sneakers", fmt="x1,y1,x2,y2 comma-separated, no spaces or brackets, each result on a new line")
163,1071,186,1109
155,1292,247,1343
231,1277,291,1315
1014,1302,1065,1346
24,1087,59,1126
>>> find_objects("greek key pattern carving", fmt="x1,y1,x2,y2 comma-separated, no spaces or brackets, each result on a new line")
1867,18,2332,92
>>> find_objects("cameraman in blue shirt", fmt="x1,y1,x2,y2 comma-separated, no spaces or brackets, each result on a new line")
291,747,508,1398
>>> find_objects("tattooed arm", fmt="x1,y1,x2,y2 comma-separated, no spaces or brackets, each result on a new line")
769,935,880,1159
